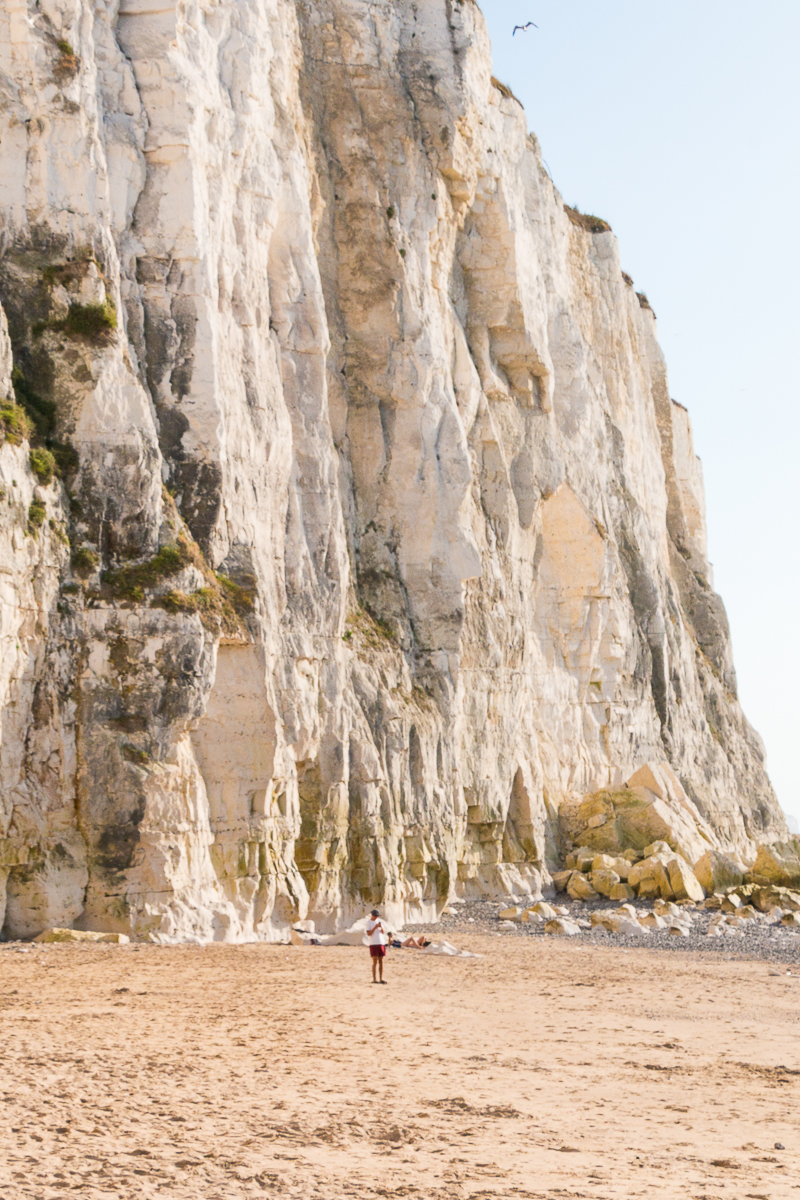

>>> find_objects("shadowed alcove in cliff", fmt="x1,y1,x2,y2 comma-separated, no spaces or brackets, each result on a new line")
502,768,539,865
191,643,277,828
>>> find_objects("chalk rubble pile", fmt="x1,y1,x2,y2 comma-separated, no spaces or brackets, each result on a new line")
514,776,800,938
499,884,800,941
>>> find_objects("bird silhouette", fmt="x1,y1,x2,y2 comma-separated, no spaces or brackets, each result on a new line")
512,21,538,35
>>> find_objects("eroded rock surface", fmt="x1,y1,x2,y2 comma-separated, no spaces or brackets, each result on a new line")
0,0,786,941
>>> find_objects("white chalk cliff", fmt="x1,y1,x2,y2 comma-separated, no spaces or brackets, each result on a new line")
0,0,786,941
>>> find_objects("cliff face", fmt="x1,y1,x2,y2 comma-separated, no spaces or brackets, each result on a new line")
0,0,785,941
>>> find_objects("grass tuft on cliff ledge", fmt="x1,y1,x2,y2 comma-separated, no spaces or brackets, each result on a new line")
103,542,193,603
29,447,56,486
53,40,80,82
215,574,256,615
100,532,256,634
33,301,117,344
0,402,33,446
64,301,117,340
154,575,254,633
343,605,397,650
564,205,612,234
71,547,99,577
491,76,523,106
27,499,46,536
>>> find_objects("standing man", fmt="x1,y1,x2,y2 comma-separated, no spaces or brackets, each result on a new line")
366,908,388,984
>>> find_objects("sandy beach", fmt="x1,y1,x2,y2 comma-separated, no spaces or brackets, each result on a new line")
1,933,799,1199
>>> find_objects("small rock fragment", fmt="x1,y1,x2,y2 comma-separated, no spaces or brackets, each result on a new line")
617,918,647,936
574,847,596,873
643,840,673,858
639,912,667,929
544,918,581,937
498,906,523,921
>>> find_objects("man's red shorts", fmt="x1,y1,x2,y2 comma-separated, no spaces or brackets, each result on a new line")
369,945,387,958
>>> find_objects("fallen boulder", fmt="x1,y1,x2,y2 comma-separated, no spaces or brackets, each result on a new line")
590,910,613,929
738,905,759,920
570,767,717,865
590,853,617,871
544,918,581,936
567,872,598,901
644,839,673,858
693,849,747,895
626,761,686,803
590,868,621,898
498,906,524,921
589,910,646,936
626,851,704,902
627,853,673,900
639,912,667,929
592,854,628,883
617,917,647,936
592,853,631,880
33,928,130,944
751,885,800,913
752,840,800,888
575,848,596,872
666,857,705,902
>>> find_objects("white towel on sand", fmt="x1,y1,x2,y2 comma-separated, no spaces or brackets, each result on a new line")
420,940,480,958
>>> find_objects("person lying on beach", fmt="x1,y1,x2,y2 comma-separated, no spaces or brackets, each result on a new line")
388,934,432,949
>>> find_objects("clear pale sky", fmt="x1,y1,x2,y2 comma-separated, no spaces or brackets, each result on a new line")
482,0,800,831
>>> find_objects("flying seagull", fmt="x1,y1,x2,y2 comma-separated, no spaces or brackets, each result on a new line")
512,21,538,35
